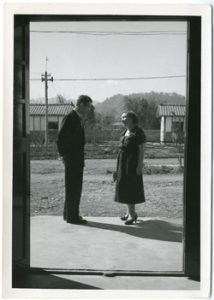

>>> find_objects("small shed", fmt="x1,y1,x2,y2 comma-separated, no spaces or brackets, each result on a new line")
30,104,73,131
157,104,186,143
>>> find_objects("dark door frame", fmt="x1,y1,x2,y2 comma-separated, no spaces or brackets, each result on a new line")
12,14,201,284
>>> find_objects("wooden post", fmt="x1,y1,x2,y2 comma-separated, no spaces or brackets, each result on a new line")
41,66,53,147
160,116,165,143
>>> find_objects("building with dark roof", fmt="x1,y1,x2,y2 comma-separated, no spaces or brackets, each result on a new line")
30,104,72,131
157,104,186,143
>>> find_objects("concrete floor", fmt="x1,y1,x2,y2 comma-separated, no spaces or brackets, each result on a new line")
31,216,183,271
12,216,201,290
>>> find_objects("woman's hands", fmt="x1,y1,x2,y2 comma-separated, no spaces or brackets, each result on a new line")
113,171,117,182
136,143,145,175
136,165,142,175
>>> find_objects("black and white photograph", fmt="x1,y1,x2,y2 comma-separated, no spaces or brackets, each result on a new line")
2,2,212,298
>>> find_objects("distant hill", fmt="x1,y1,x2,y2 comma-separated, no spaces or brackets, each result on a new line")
128,92,185,105
94,92,186,119
95,94,130,119
30,92,185,123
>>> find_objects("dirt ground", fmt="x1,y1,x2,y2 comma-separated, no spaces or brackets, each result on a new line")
30,159,183,219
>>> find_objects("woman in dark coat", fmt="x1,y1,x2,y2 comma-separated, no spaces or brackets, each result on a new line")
114,111,146,225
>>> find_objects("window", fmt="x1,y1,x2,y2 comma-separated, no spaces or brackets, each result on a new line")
48,121,58,130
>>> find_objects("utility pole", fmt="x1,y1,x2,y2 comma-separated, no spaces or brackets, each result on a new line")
41,57,54,147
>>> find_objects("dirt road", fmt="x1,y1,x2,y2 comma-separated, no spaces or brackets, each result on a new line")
31,159,183,218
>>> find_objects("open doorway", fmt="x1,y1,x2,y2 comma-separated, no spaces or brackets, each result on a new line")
29,20,187,272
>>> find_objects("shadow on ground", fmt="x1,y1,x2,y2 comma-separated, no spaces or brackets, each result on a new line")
13,268,101,289
85,219,182,242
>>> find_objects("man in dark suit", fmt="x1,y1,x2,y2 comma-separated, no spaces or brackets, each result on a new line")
57,95,93,224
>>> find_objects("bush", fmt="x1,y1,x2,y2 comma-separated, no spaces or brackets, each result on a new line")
143,163,183,175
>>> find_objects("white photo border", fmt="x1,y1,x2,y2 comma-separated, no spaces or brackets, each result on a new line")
3,3,212,298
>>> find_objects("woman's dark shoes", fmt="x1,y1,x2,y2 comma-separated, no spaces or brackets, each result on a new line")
124,214,138,225
120,214,129,221
68,216,87,224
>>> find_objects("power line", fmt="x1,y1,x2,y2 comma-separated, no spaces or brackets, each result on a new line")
30,30,186,36
31,75,186,82
50,81,60,95
50,81,67,99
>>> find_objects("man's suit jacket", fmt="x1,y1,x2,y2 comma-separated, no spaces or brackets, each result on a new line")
57,110,85,166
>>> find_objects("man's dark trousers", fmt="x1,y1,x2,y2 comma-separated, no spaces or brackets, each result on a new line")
63,159,84,222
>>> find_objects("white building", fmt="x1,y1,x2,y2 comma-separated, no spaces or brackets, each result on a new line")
158,104,186,143
30,104,73,131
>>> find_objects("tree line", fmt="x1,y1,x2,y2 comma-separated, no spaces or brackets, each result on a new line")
87,96,160,130
34,92,185,130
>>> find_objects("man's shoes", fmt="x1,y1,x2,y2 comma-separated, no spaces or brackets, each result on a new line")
67,216,87,224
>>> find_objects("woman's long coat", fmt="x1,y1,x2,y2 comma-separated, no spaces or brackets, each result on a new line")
114,126,146,204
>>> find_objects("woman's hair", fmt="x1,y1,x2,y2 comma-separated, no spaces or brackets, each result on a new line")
76,95,93,106
125,111,139,124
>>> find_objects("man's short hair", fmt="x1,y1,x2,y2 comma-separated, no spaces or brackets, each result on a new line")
76,95,93,106
126,111,139,124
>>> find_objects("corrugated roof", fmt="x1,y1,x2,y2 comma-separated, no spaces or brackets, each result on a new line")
158,105,186,117
30,104,72,116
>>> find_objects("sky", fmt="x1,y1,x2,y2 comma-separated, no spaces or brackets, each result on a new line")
30,21,187,103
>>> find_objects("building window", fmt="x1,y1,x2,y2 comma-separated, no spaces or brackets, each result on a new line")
48,121,58,130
